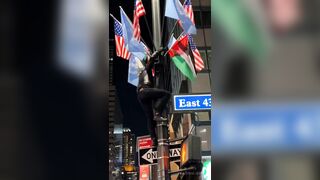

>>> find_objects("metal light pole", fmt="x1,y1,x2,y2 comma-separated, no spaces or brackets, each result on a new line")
155,118,170,180
151,0,170,179
151,0,161,50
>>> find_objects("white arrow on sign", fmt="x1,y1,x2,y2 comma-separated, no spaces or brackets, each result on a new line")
142,148,181,164
142,149,157,163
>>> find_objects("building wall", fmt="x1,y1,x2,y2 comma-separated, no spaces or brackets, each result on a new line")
108,42,124,179
108,58,116,177
160,2,212,179
122,129,136,165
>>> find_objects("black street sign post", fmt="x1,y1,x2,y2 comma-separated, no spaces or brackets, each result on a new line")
139,144,181,166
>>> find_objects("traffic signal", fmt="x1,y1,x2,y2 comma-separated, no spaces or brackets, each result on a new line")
123,164,135,172
180,135,202,168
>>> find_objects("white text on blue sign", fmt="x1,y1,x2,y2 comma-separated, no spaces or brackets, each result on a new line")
174,94,212,111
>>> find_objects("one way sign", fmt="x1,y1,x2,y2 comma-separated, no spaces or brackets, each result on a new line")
139,144,181,165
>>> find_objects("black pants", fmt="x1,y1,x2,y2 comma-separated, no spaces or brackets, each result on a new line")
137,88,171,139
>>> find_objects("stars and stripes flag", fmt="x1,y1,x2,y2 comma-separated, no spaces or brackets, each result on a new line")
133,0,146,41
165,0,196,34
114,17,131,60
188,34,204,72
184,0,204,72
184,0,195,24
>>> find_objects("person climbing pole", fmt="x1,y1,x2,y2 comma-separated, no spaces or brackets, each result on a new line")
137,47,171,147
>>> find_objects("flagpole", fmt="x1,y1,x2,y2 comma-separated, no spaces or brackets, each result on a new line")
142,16,156,51
151,0,161,50
151,0,170,179
163,32,184,56
109,13,117,19
109,13,116,20
160,0,167,47
134,0,155,51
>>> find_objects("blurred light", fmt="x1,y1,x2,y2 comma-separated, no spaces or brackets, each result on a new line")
123,128,131,133
202,156,211,160
200,128,207,133
114,127,123,134
57,0,105,80
123,165,134,172
214,103,320,154
180,135,202,168
181,142,187,166
202,160,211,180
266,0,302,32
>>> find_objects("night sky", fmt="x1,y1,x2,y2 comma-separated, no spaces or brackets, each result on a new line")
110,0,159,137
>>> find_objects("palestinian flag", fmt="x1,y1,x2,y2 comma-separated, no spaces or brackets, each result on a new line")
168,35,196,81
212,0,269,58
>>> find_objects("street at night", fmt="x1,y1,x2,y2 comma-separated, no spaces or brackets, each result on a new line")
3,0,320,179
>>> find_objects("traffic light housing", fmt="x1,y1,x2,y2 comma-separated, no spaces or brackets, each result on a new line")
123,164,135,172
180,135,202,168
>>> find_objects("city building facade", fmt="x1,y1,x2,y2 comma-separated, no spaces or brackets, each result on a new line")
161,0,212,179
122,128,137,179
108,45,124,179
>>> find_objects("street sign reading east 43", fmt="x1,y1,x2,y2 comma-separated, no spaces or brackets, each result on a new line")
174,94,212,111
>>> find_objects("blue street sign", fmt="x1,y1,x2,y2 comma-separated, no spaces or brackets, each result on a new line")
213,102,320,154
173,94,212,111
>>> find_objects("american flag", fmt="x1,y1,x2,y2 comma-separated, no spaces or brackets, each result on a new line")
184,0,195,24
188,34,204,72
184,0,204,72
133,0,146,41
114,18,130,60
178,0,195,28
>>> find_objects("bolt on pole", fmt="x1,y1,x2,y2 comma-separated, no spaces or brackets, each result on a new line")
151,0,170,179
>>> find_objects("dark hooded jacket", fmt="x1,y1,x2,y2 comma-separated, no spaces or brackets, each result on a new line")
137,51,159,92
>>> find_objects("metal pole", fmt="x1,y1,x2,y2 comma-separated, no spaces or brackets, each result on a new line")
156,118,170,180
151,1,170,179
151,0,161,50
